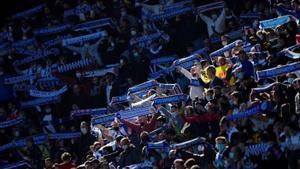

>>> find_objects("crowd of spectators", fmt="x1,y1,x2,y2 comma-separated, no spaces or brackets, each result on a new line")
0,0,299,169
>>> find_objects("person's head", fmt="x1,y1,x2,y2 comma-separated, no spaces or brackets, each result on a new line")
44,158,53,169
173,159,185,169
230,91,242,106
205,89,214,101
120,137,130,150
184,106,195,117
116,135,124,147
221,35,230,46
140,131,150,143
236,50,247,61
210,11,218,21
26,137,34,148
72,84,81,95
184,158,196,169
229,146,242,161
80,121,89,135
93,142,102,152
217,57,226,66
215,136,227,152
190,165,201,169
200,60,209,69
206,65,216,79
61,152,72,162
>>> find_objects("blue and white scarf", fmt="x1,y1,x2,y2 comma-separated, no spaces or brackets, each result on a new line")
130,32,162,46
0,116,23,129
0,43,9,53
148,69,170,79
173,54,200,69
71,107,107,117
29,85,68,98
193,1,225,15
36,77,65,88
128,80,159,94
280,43,300,59
12,38,36,48
21,96,61,108
4,74,36,85
210,40,243,58
252,82,277,93
56,58,95,73
83,67,116,78
64,4,98,18
151,6,192,21
256,62,300,80
240,13,261,19
15,48,60,66
34,24,73,36
153,94,188,106
13,3,46,19
227,101,270,121
15,47,40,56
42,35,72,48
125,161,153,169
244,143,272,158
62,31,107,46
190,79,201,87
13,84,35,92
74,18,113,31
110,95,131,105
259,15,295,29
48,132,81,139
147,140,169,150
0,160,32,169
170,137,204,149
151,55,177,65
92,106,152,125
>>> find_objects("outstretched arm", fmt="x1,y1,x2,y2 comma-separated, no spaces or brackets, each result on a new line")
177,66,193,80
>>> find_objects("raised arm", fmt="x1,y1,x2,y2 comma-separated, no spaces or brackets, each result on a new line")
199,13,213,25
177,66,193,79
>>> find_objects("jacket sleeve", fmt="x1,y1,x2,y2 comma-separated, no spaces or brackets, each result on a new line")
199,13,213,25
179,67,193,80
120,119,140,133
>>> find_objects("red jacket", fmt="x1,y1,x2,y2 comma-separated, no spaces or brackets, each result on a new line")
57,162,76,169
181,112,220,123
120,113,159,134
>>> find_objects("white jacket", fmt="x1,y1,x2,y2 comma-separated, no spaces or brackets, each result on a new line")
200,8,226,37
179,67,204,100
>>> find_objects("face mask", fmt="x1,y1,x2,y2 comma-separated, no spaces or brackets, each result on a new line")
217,143,225,152
80,128,88,135
76,72,81,78
131,31,136,36
113,127,119,131
133,52,139,57
45,108,51,113
237,72,244,80
122,145,128,150
121,11,127,17
258,59,266,65
229,152,235,159
288,78,294,84
280,142,286,152
206,95,212,101
222,41,228,46
197,145,204,152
